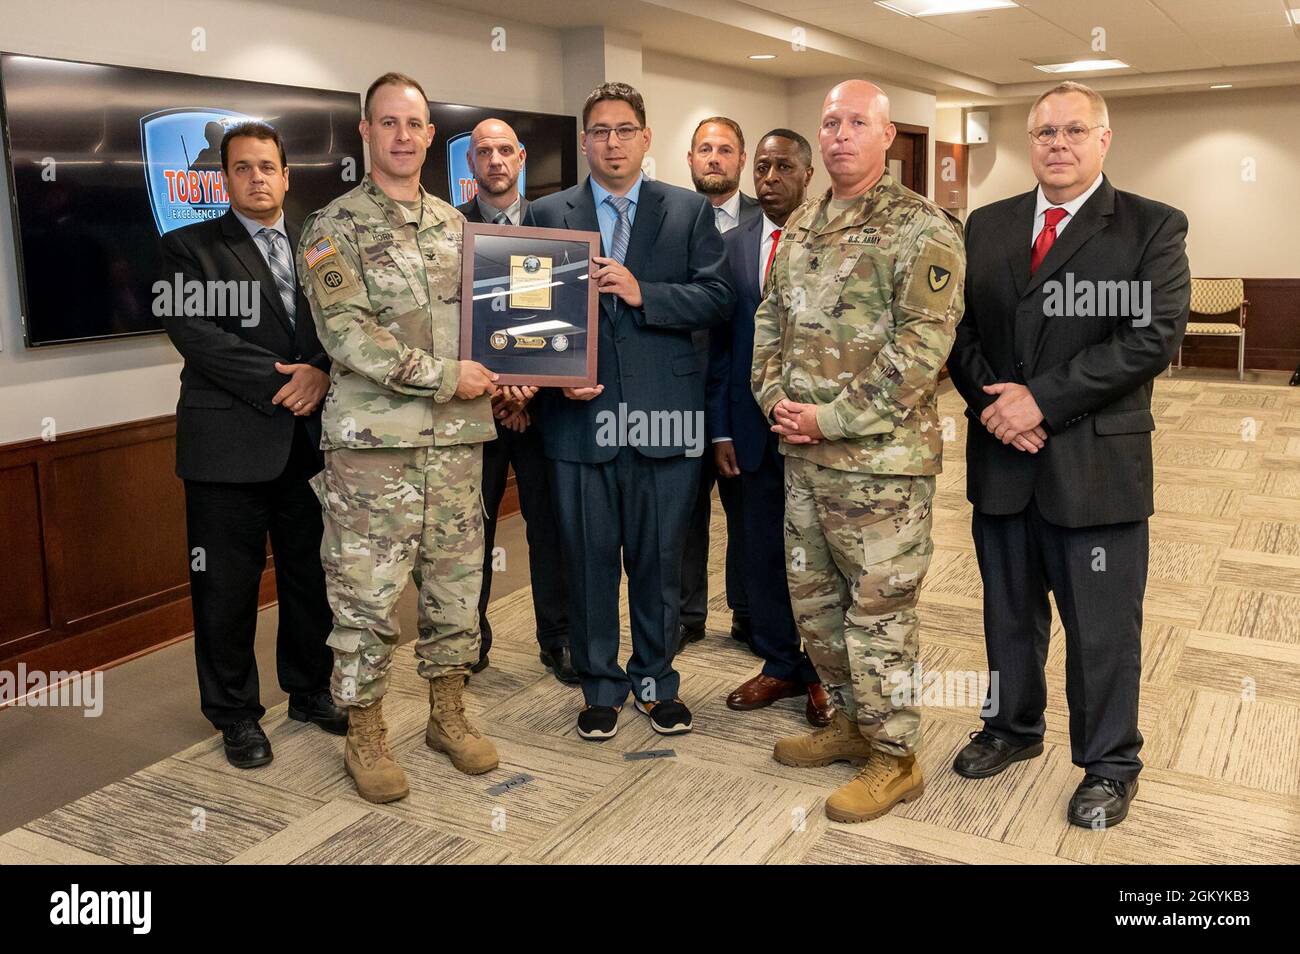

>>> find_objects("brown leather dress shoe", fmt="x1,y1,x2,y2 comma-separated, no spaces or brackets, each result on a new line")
805,683,834,727
726,674,803,711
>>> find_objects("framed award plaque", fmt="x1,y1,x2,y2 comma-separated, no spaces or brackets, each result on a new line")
459,222,600,386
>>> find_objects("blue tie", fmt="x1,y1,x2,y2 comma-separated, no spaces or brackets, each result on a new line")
256,228,297,327
606,195,632,264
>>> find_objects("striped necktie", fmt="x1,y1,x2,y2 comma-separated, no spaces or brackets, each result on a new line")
493,210,509,225
256,228,296,326
606,195,632,264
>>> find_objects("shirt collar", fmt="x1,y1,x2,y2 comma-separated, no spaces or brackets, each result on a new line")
232,207,286,241
362,173,445,230
1035,172,1104,224
761,212,782,242
590,173,644,212
713,190,741,224
476,192,522,225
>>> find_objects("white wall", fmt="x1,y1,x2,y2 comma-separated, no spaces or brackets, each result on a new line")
967,86,1300,279
639,49,788,192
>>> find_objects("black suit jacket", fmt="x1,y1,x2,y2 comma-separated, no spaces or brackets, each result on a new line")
456,194,530,224
706,211,775,473
160,210,329,483
949,175,1190,527
522,176,734,463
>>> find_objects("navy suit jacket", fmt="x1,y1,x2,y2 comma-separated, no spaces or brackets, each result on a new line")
706,211,776,473
522,176,734,463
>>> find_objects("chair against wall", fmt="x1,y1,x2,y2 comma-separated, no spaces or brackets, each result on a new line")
1171,278,1248,380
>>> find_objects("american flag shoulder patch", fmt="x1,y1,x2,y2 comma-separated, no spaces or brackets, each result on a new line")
304,237,336,269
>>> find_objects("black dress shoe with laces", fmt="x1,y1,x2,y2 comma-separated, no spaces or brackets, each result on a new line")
221,718,273,769
952,728,1044,779
1068,774,1138,829
539,645,580,685
288,689,348,735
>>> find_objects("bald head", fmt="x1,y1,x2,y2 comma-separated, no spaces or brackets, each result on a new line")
468,118,525,202
819,79,896,198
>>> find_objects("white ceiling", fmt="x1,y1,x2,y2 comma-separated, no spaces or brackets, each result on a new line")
433,0,1300,103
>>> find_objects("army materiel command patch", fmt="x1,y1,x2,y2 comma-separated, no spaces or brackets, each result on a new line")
901,238,962,318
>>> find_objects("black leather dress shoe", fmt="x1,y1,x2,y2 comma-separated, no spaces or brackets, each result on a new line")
288,690,348,736
539,645,580,685
676,622,706,654
222,719,273,769
952,728,1044,779
1068,774,1138,829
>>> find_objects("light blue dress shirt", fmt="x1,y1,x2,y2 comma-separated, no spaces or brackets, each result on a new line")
589,174,643,255
231,208,288,269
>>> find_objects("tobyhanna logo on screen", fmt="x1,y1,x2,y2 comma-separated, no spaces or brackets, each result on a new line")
447,131,525,206
141,107,254,236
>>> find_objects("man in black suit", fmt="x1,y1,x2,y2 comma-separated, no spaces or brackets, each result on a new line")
707,128,833,728
678,116,761,653
948,82,1190,828
160,122,346,769
523,82,733,740
455,118,575,685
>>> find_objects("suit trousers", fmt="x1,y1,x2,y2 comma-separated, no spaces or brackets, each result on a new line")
972,498,1147,781
741,442,818,684
680,451,748,628
184,420,333,728
550,447,699,707
478,422,570,658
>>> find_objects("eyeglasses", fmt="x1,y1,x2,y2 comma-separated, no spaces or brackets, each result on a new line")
586,125,643,143
1028,123,1105,145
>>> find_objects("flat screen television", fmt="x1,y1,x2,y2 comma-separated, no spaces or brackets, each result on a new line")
0,54,365,346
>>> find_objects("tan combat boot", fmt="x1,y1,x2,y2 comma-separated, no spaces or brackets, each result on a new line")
773,709,875,767
824,750,925,823
426,673,499,775
344,701,409,804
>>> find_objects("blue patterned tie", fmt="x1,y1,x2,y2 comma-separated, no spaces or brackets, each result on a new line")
606,195,632,264
256,227,297,326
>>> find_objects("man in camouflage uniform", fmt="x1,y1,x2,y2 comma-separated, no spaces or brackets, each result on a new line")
752,80,965,822
298,72,502,803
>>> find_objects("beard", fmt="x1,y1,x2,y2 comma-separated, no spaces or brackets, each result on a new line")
478,176,516,196
693,171,739,196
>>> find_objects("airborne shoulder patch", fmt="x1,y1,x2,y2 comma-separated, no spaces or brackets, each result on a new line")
306,234,361,308
900,238,962,318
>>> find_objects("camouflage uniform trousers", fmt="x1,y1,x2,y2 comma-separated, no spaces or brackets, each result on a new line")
311,443,485,707
784,455,936,757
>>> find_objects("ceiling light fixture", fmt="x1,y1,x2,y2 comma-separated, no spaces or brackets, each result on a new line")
1033,58,1130,73
1210,83,1233,89
748,54,776,60
875,0,1018,16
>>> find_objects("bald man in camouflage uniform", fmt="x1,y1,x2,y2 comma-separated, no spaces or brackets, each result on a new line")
299,73,501,803
753,80,965,822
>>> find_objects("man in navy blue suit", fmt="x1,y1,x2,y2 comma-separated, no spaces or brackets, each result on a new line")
523,83,733,740
707,129,833,728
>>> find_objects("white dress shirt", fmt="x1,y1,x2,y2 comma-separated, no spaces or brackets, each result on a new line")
758,213,782,291
711,191,742,233
476,192,523,226
1031,172,1104,247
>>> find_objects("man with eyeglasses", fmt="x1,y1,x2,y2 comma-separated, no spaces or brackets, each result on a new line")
523,82,733,740
948,81,1190,829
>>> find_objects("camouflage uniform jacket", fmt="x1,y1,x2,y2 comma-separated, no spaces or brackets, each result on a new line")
751,172,965,475
298,174,493,450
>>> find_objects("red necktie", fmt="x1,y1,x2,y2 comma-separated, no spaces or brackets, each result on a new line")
763,228,782,290
1030,206,1067,275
